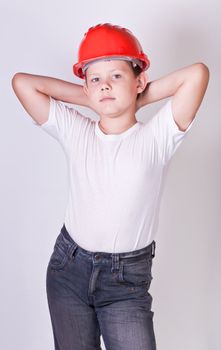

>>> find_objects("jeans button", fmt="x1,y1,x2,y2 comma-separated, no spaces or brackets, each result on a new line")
95,254,100,260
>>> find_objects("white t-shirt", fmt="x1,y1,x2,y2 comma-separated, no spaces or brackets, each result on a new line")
32,97,195,253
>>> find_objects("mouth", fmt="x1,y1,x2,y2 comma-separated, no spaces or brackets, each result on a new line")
100,97,116,102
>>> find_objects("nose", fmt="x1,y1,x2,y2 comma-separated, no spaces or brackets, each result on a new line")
100,80,111,91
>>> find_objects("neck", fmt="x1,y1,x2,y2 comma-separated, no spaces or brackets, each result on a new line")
98,117,138,135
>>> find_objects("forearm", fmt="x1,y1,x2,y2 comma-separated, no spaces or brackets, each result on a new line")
13,72,88,107
137,62,206,109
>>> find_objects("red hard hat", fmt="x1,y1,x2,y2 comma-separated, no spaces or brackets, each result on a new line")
73,23,150,79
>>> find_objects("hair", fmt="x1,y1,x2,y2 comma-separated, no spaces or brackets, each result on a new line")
126,61,143,77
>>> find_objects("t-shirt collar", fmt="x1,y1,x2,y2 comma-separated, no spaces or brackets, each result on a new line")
95,120,141,141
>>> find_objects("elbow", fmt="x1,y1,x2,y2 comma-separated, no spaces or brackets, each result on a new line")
11,72,23,89
192,63,210,86
195,62,210,78
11,72,28,93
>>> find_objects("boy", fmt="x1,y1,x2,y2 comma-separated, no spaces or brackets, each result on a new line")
12,23,209,350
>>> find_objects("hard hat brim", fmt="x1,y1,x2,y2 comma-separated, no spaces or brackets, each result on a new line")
73,54,150,79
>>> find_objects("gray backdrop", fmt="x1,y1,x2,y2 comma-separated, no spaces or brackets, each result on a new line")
1,0,220,349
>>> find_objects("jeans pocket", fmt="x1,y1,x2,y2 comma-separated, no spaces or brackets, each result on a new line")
48,232,77,271
119,256,153,287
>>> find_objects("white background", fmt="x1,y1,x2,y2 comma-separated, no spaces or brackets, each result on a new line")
1,0,220,349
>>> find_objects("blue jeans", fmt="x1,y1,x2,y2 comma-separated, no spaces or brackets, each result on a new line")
46,224,157,350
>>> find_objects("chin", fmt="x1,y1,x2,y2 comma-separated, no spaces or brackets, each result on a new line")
97,106,120,115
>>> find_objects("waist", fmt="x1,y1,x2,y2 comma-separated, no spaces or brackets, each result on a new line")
61,223,156,260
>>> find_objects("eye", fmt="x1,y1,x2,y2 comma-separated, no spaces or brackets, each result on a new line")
113,74,121,79
91,77,99,83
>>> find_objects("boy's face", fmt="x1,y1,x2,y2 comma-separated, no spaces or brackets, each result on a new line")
83,59,148,119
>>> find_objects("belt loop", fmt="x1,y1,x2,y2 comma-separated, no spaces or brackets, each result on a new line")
111,254,120,272
69,242,78,258
151,241,156,258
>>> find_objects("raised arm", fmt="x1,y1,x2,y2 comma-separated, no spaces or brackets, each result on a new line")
136,62,210,131
11,73,89,125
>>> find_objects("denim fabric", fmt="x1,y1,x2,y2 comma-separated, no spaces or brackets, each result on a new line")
46,224,157,350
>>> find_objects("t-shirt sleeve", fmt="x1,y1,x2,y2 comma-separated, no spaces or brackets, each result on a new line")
148,98,196,165
31,96,87,151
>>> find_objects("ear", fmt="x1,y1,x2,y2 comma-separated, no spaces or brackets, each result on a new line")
136,72,148,94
